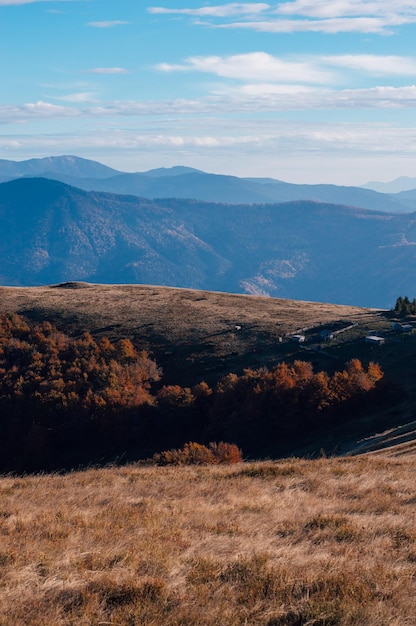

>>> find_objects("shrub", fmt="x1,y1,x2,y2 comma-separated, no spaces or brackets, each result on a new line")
152,441,243,465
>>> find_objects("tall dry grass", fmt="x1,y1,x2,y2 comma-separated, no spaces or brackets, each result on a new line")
1,455,416,625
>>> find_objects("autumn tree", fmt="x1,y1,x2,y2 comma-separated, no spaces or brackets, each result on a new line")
0,313,161,471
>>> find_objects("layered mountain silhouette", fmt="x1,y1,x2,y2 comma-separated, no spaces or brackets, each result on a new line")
0,155,120,185
2,176,416,308
363,176,416,194
0,155,414,212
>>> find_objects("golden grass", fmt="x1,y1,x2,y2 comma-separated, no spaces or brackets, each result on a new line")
1,455,416,625
0,283,372,337
0,283,382,387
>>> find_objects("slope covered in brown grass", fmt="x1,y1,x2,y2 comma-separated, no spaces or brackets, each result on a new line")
0,282,383,386
2,282,416,458
1,455,415,625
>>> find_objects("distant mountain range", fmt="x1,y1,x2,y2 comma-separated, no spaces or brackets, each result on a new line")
2,176,416,308
0,155,415,212
363,176,416,194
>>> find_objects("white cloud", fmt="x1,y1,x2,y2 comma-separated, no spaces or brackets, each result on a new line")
156,52,416,88
275,0,416,19
3,121,416,157
22,101,78,115
237,83,317,95
157,52,335,85
219,85,416,110
87,21,129,28
0,101,80,122
148,3,270,17
88,67,129,74
149,0,416,33
3,83,416,129
323,55,416,76
54,92,96,103
333,85,416,108
220,16,406,34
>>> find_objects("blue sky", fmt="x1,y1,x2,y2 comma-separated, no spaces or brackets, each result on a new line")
1,0,416,184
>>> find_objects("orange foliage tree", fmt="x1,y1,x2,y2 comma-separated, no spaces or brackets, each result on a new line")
0,313,161,471
152,441,242,465
205,358,384,448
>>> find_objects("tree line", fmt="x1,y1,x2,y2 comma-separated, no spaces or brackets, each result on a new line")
393,296,416,316
0,312,383,472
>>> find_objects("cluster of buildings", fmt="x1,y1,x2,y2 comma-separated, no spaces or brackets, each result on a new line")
289,320,414,349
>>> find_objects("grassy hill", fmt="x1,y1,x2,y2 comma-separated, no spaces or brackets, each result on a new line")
1,283,416,458
1,455,415,625
0,282,384,386
1,284,416,623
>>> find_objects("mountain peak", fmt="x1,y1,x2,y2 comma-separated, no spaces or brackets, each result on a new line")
141,166,205,178
0,155,122,180
363,176,416,194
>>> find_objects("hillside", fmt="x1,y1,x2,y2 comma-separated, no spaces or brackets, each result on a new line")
3,178,416,307
1,283,416,460
0,282,382,387
74,171,413,212
1,456,415,625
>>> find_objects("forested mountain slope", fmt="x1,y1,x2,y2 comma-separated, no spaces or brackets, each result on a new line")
2,178,416,307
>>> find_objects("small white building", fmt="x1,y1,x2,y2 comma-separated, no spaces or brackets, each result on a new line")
291,334,306,343
365,335,385,346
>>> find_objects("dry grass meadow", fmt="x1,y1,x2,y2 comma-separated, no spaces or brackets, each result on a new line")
1,283,416,624
0,283,387,388
2,282,416,456
1,454,416,625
